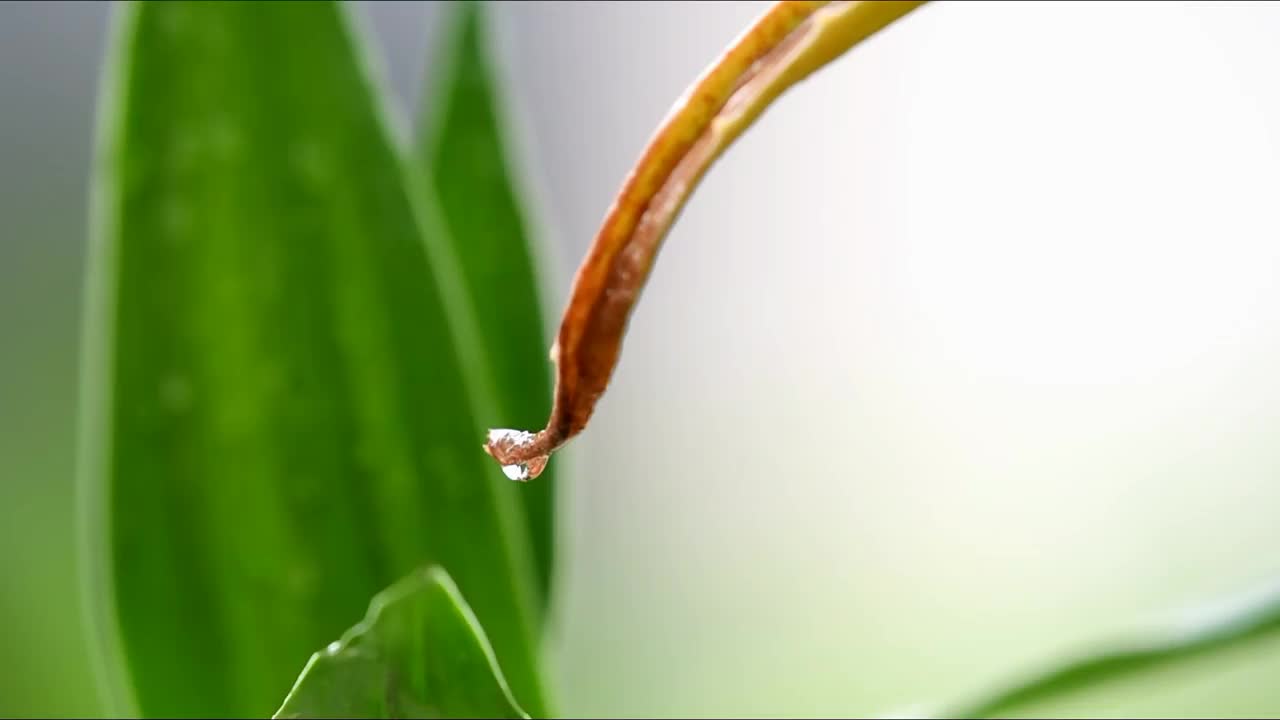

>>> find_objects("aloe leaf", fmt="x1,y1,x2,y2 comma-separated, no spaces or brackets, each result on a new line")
78,1,545,716
417,0,558,615
921,579,1280,718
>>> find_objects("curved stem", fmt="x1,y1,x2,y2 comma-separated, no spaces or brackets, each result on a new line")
483,0,928,479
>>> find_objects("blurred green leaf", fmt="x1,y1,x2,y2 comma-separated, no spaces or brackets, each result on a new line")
924,579,1280,718
417,0,558,611
273,566,528,720
79,1,546,716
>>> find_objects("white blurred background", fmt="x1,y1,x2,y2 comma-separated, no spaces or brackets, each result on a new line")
5,1,1280,717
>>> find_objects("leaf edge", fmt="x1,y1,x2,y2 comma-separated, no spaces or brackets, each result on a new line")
271,565,531,720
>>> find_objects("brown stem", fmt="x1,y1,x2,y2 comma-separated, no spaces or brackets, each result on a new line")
483,0,928,480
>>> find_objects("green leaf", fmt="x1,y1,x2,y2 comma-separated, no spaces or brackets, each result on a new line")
273,566,528,720
417,0,558,610
78,1,546,716
918,579,1280,718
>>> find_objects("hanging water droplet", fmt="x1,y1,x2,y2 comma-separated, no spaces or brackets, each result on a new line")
499,454,549,482
502,463,531,481
484,429,550,481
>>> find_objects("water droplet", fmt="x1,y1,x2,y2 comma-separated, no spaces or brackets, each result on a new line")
502,454,549,482
485,429,549,480
326,641,342,654
502,463,530,481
